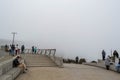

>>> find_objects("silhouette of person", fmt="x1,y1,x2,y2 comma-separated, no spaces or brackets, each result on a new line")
21,45,25,53
113,50,119,58
75,56,79,64
102,50,106,60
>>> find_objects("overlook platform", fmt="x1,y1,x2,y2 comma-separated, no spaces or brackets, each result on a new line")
0,49,120,80
16,64,120,80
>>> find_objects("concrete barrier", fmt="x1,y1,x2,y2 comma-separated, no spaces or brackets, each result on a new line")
0,56,22,80
84,62,117,72
49,56,63,68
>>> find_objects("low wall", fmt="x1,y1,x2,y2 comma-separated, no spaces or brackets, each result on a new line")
0,56,22,80
84,61,116,72
0,58,13,76
49,56,63,68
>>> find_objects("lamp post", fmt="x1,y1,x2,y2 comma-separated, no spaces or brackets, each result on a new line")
11,32,17,45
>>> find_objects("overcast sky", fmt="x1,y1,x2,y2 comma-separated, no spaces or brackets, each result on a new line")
0,0,120,61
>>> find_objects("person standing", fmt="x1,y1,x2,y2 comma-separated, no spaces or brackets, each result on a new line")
32,46,34,54
113,50,119,58
15,44,18,55
75,56,79,64
34,47,37,54
102,50,106,60
9,45,12,55
105,56,110,70
11,44,15,56
21,45,25,53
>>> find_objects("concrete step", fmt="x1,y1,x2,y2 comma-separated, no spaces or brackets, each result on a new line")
26,62,56,67
25,57,49,59
27,65,56,67
26,60,56,64
26,61,54,63
24,54,56,67
27,63,56,65
26,61,55,65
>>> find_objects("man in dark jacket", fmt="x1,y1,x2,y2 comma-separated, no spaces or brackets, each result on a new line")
13,56,20,67
13,56,27,73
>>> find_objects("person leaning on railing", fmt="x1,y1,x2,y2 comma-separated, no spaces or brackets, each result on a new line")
13,55,28,73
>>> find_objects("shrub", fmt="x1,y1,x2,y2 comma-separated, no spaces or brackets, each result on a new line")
91,61,97,63
79,58,86,64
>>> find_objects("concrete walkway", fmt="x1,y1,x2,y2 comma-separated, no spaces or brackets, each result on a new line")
16,64,120,80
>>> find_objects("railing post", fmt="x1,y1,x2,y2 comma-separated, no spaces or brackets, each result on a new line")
37,49,39,54
53,49,56,56
49,49,51,57
45,49,47,55
40,49,42,54
29,49,30,53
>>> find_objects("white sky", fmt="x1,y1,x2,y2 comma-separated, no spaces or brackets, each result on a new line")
0,0,120,61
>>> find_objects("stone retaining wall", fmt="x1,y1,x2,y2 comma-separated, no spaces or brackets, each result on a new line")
0,56,22,80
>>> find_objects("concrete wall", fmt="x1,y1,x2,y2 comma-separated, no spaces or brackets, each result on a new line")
84,60,117,72
0,56,21,80
49,56,63,68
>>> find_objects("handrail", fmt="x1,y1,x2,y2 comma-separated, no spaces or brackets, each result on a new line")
24,49,56,56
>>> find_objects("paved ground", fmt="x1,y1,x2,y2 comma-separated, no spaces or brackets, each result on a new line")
0,50,9,57
16,64,120,80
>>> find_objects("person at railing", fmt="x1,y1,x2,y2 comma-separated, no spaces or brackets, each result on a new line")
13,55,27,73
102,50,106,61
11,44,15,56
21,45,25,54
32,46,34,54
34,47,37,54
15,44,18,55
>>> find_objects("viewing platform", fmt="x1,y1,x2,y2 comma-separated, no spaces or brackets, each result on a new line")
16,64,120,80
0,49,120,80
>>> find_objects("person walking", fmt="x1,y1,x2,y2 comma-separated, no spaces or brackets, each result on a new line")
102,50,106,60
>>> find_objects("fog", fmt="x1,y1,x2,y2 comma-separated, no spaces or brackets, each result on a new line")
0,0,120,61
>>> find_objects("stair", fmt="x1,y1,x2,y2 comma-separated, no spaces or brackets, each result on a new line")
24,54,57,67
